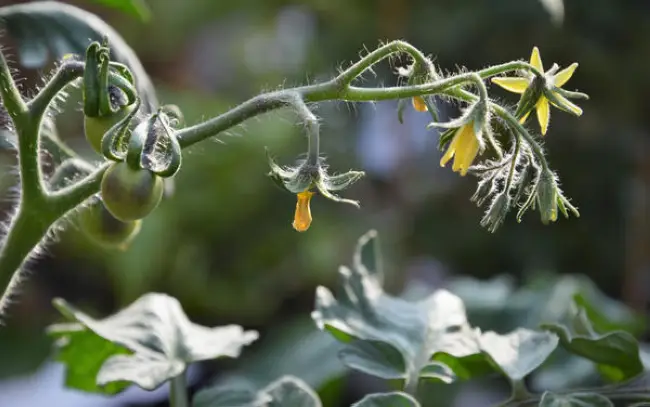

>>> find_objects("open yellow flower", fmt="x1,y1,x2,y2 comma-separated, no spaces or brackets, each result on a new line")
293,191,314,232
440,122,480,176
491,47,582,136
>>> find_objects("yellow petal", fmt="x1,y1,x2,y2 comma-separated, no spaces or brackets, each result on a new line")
519,110,531,124
553,63,578,87
293,191,314,232
536,97,550,136
530,46,544,72
491,77,530,94
451,124,479,176
412,96,428,112
439,128,460,167
550,92,583,116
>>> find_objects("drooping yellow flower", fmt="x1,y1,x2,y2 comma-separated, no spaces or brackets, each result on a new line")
440,123,480,176
412,96,428,112
491,47,582,136
293,191,315,232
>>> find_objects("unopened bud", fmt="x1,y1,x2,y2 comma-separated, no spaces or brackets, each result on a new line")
537,170,558,224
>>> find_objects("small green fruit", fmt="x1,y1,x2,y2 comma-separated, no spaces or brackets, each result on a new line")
101,162,164,222
78,199,141,250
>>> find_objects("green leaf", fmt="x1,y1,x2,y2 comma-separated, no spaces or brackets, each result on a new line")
0,1,158,111
479,328,559,382
542,308,643,382
47,323,130,394
351,392,420,407
193,380,270,407
194,376,321,407
449,273,643,336
338,340,405,380
230,319,346,390
264,376,322,407
50,293,258,392
89,0,151,21
538,391,612,407
312,231,482,383
418,362,455,384
432,351,494,380
574,292,645,335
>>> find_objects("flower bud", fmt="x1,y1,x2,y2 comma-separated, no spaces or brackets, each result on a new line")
537,170,559,224
293,191,314,232
480,193,511,233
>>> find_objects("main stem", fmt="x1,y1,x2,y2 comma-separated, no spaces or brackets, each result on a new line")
0,206,53,315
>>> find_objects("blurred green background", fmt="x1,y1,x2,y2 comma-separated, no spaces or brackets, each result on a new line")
0,0,648,406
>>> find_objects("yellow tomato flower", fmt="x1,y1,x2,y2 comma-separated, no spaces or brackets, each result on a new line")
491,47,582,136
412,96,428,112
293,191,315,232
440,122,480,176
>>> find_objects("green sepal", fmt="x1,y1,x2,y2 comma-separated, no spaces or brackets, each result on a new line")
543,88,583,117
536,170,558,225
266,151,313,194
480,193,510,233
315,180,360,208
101,98,141,162
397,98,406,124
321,170,365,192
438,128,457,151
83,41,101,117
107,71,138,107
98,46,112,116
514,75,545,120
423,94,440,122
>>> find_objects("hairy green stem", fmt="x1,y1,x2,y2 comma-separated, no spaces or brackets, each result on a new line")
0,50,28,119
286,94,320,166
169,372,189,407
504,130,522,193
28,62,84,120
0,207,54,315
478,61,544,79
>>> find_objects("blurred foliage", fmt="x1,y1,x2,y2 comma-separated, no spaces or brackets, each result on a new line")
89,0,150,21
0,0,647,406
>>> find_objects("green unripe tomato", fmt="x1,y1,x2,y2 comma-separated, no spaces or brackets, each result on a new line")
78,199,141,250
101,162,164,222
84,103,136,154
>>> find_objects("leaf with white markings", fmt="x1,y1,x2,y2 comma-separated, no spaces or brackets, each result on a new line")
542,307,644,382
312,230,483,386
49,293,258,392
193,376,321,407
479,328,559,382
352,392,420,407
539,391,613,407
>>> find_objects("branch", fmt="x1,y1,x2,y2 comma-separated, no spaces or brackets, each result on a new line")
0,48,27,120
28,61,84,121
